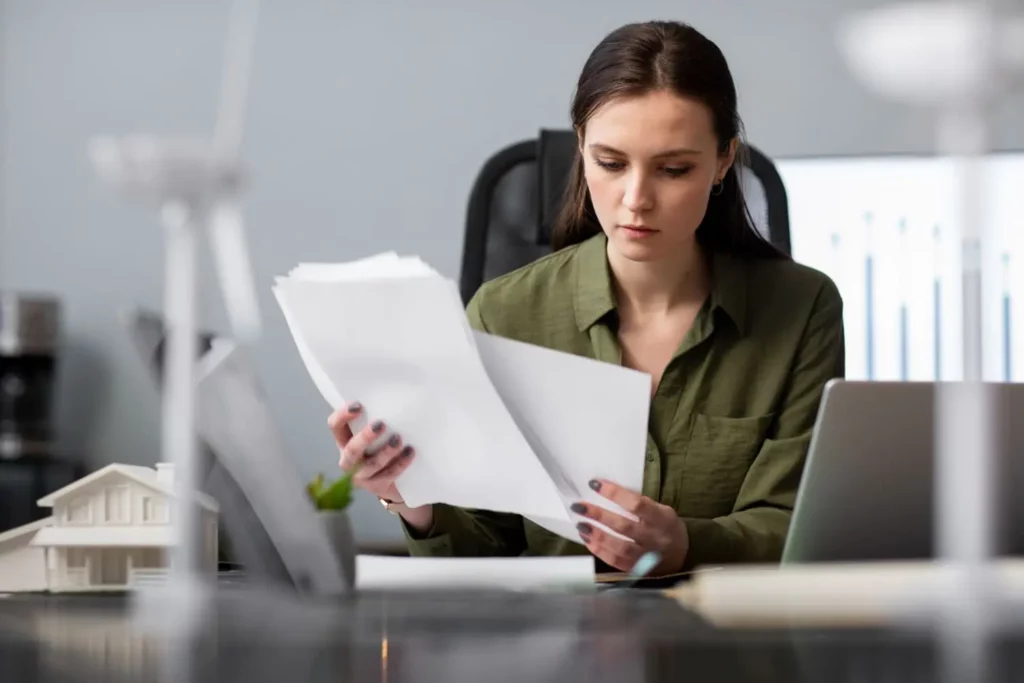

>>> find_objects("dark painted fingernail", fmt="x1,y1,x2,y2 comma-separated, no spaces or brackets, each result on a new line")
388,434,400,448
401,445,414,457
576,522,592,536
347,402,362,413
588,479,601,492
371,420,384,434
570,502,587,514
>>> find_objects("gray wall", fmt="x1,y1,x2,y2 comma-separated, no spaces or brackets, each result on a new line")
2,0,1023,546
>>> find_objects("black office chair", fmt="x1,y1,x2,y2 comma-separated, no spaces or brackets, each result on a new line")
458,129,791,304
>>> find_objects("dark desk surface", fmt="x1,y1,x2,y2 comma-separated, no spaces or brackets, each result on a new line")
1,587,1022,683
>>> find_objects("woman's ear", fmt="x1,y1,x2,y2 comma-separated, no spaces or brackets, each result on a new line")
716,138,739,181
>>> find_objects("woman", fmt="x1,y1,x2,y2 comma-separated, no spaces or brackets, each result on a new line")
328,20,845,575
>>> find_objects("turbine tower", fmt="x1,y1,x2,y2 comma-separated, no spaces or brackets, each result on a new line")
89,0,263,603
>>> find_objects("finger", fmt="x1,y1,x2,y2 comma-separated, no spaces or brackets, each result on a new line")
368,445,415,483
355,433,405,481
339,419,386,473
588,479,651,518
569,502,656,546
577,522,643,572
327,402,363,448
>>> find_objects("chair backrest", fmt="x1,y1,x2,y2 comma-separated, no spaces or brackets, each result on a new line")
458,128,791,304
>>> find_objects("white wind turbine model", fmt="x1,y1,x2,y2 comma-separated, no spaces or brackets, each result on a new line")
90,0,263,598
838,0,1024,678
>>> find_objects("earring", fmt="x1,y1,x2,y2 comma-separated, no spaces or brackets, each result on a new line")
711,179,725,196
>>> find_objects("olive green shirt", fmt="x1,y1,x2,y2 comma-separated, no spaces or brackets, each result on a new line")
403,233,845,568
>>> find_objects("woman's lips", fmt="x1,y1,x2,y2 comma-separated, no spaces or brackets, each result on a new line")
619,225,657,238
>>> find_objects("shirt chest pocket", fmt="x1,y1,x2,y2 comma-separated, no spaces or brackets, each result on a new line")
668,413,774,518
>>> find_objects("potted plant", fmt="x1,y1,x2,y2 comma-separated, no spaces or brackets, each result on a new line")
307,469,358,592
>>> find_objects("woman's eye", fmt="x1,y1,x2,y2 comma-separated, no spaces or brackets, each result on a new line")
595,159,625,171
663,166,693,177
593,159,692,177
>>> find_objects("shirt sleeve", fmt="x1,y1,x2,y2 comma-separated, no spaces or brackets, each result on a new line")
401,289,528,557
681,278,846,568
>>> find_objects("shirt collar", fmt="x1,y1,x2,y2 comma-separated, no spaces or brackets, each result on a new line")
573,234,617,331
572,233,748,334
708,251,748,335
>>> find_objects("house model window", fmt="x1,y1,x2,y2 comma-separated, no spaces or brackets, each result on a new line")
142,497,167,524
105,486,131,524
66,498,91,524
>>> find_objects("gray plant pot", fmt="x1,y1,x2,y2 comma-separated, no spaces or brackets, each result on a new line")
320,510,357,593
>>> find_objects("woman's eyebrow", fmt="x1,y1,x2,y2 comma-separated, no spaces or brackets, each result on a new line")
587,143,701,158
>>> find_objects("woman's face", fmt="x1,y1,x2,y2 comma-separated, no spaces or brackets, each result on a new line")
581,89,736,263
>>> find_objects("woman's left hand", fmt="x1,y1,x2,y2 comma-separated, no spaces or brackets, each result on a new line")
571,479,689,575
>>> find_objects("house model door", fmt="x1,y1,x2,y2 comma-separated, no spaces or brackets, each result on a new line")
99,549,128,586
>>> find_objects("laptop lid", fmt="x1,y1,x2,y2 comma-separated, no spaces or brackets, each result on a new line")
783,379,1024,564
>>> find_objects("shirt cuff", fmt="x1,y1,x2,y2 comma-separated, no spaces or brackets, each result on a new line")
400,506,455,557
681,516,737,569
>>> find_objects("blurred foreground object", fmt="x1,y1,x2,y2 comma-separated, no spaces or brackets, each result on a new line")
87,0,262,591
839,2,1024,107
86,3,263,682
837,2,1024,679
669,560,1024,629
838,0,1024,583
88,10,262,343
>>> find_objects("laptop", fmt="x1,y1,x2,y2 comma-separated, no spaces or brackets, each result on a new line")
782,379,1024,564
124,309,355,595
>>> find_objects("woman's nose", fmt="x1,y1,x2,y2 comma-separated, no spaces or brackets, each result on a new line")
622,171,654,212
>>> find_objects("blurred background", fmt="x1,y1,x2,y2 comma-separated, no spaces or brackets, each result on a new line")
1,0,1022,550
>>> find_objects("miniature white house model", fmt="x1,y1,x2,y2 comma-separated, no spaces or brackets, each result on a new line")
0,463,218,593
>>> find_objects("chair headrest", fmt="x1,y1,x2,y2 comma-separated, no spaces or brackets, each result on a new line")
537,129,578,244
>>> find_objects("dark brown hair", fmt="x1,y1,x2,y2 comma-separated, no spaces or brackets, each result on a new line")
551,21,787,260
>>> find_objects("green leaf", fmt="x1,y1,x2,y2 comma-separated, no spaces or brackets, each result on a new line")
308,462,362,510
306,472,325,503
316,472,354,510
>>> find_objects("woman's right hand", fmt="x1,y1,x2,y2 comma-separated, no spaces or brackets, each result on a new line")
328,401,414,501
327,402,434,532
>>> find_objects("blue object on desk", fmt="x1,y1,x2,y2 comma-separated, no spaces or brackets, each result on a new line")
630,551,660,580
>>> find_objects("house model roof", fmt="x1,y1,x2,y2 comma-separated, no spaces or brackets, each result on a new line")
36,463,219,512
0,516,54,549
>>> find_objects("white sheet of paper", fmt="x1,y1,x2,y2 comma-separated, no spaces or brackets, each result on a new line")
355,555,595,590
287,253,436,282
472,331,651,542
272,287,344,408
276,251,654,543
273,273,567,521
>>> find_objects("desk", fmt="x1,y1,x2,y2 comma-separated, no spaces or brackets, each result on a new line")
1,588,1023,682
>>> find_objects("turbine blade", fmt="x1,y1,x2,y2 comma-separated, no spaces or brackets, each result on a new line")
209,201,262,340
214,0,261,158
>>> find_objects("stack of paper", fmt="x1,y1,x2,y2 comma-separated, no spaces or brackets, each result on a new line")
273,252,652,543
355,555,596,591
